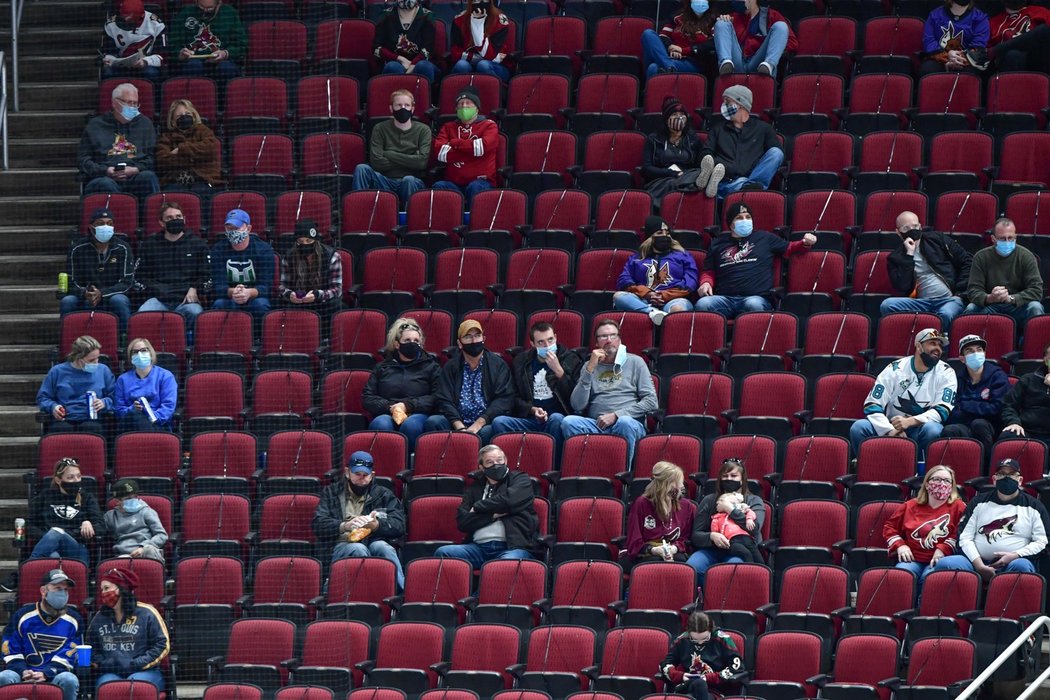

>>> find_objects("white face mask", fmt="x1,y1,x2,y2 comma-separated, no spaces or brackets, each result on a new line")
721,102,739,120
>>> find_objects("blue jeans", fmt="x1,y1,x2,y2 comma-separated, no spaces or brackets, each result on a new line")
561,414,648,466
83,171,161,199
352,164,425,208
97,670,165,690
213,296,271,322
881,296,965,332
686,547,744,586
613,291,694,315
694,294,771,318
717,147,785,199
332,539,406,590
714,19,789,76
382,59,438,83
119,409,171,433
60,293,131,333
369,413,429,453
935,554,1037,574
433,178,493,207
0,670,78,700
896,560,938,594
29,528,89,566
963,301,1045,327
138,297,204,329
849,418,943,456
641,29,700,79
434,540,532,568
423,416,493,444
177,58,240,81
451,58,510,82
101,64,162,82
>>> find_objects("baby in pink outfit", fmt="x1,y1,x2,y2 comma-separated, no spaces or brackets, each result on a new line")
709,492,761,562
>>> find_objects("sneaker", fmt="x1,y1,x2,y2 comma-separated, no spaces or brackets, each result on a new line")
695,155,715,189
705,163,726,199
0,572,17,592
757,61,774,76
719,60,734,75
649,309,668,326
965,47,990,70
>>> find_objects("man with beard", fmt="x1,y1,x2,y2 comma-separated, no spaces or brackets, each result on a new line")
136,201,211,329
849,328,958,456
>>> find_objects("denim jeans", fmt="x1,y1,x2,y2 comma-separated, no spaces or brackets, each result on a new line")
641,28,700,79
369,413,429,453
492,414,565,441
716,147,784,199
423,416,493,444
97,670,164,690
138,297,204,328
29,528,89,566
0,670,78,700
434,540,531,568
177,58,240,81
686,547,744,586
451,58,510,82
433,178,493,207
60,293,131,333
213,296,271,322
561,414,648,466
935,554,1036,574
849,418,943,456
83,171,161,199
963,301,1045,327
881,296,965,332
100,64,162,82
352,164,425,208
895,560,938,595
119,409,172,433
693,294,771,318
382,59,439,83
713,19,789,76
613,291,694,315
332,539,406,590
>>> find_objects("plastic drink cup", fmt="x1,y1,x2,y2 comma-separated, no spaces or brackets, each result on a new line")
75,645,92,666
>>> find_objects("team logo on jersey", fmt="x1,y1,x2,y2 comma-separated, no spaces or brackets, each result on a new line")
979,515,1017,543
912,513,950,550
644,259,673,289
26,632,68,667
188,25,221,53
938,21,965,51
720,242,754,265
49,505,81,521
893,391,928,416
644,515,656,530
108,133,139,158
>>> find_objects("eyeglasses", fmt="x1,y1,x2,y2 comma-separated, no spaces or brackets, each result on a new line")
927,477,953,484
398,322,419,331
116,97,140,108
596,333,619,340
130,346,149,353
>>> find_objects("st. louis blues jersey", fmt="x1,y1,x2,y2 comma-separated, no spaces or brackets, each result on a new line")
2,603,83,679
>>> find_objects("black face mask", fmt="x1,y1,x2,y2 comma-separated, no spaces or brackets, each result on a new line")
201,6,218,18
399,341,421,360
176,115,194,131
296,242,316,253
117,16,138,30
392,108,413,124
996,476,1020,496
721,479,742,493
905,229,922,241
461,341,485,357
61,483,82,495
484,463,509,481
652,236,673,253
920,351,940,369
164,219,186,235
348,480,370,496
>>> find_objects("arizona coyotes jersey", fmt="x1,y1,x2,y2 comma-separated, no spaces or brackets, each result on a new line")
958,491,1049,563
862,357,957,434
103,13,166,65
883,499,967,562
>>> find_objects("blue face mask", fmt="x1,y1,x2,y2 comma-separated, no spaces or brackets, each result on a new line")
537,344,557,358
691,0,709,13
121,104,140,121
131,351,151,369
94,225,114,243
964,351,986,370
995,240,1016,256
82,362,100,374
122,498,146,514
45,589,69,610
733,219,754,237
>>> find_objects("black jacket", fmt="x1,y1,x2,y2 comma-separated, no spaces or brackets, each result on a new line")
700,116,780,180
361,352,442,418
508,347,582,417
1001,366,1050,438
435,350,515,425
661,630,743,690
68,238,136,299
887,230,973,296
312,479,406,545
135,232,212,306
456,470,538,551
29,486,104,541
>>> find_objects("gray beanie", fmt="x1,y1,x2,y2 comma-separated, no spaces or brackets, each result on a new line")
722,85,754,112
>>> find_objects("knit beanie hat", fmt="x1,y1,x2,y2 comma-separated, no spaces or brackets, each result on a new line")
722,85,753,112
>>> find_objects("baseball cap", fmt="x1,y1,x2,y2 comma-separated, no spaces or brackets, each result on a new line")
113,478,138,497
915,328,948,346
90,207,114,223
225,209,251,228
348,451,374,474
41,569,76,587
996,458,1021,475
457,319,483,339
958,334,987,354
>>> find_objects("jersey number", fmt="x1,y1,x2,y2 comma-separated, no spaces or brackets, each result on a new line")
942,388,955,403
872,384,884,399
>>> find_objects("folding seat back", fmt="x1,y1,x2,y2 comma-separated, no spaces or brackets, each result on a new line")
510,131,578,194
579,135,647,211
790,16,857,75
873,312,941,369
1010,315,1050,376
858,17,923,75
80,192,138,240
735,372,806,442
400,309,454,351
707,435,777,497
783,249,847,319
190,309,254,373
985,72,1050,133
553,497,625,564
217,618,296,693
970,572,1046,680
230,134,294,196
263,430,333,495
403,495,464,562
846,567,916,638
824,633,900,700
208,192,268,240
313,19,375,82
183,372,245,436
592,627,671,700
127,310,187,374
557,434,630,500
724,312,798,379
701,563,771,640
990,438,1047,487
778,76,845,137
60,311,119,369
343,431,409,495
901,637,975,693
464,187,529,252
443,623,522,695
249,556,323,627
259,311,321,371
273,190,334,241
99,77,155,120
437,74,503,124
548,560,623,630
224,77,289,135
851,437,917,507
96,557,165,611
367,621,446,693
474,559,548,627
844,74,912,134
428,248,499,315
787,130,853,192
914,72,981,136
504,74,571,134
799,313,870,376
587,17,653,76
790,190,857,252
631,434,702,499
526,309,585,350
181,493,252,559
573,74,640,133
273,687,334,700
113,431,180,494
592,189,652,247
844,250,893,317
659,191,716,248
359,247,427,317
842,500,899,580
341,189,399,246
855,131,923,195
365,74,432,126
910,569,981,644
517,625,596,696
256,493,319,559
491,431,556,496
11,560,88,611
719,191,786,233
172,555,243,669
294,620,370,695
640,73,707,131
521,15,587,78
36,434,106,500
859,192,929,248
620,562,697,634
944,314,1015,370
771,564,849,665
997,132,1050,190
161,77,217,125
530,188,591,252
927,131,994,195
776,435,850,505
296,76,361,135
463,309,519,363
570,248,635,324
749,630,822,699
250,370,313,440
144,193,203,237
1006,190,1049,236
773,500,847,576
324,557,397,626
933,191,998,245
247,20,307,78
655,313,726,382
503,248,571,319
589,312,654,357
407,431,483,498
329,309,388,370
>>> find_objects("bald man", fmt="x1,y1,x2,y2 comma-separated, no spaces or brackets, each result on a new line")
880,211,972,331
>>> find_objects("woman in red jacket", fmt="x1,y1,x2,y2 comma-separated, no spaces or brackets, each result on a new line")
449,0,513,81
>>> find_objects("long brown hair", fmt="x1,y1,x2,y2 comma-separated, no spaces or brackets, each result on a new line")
288,243,326,292
679,0,716,39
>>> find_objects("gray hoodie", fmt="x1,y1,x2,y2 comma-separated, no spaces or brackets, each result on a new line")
104,504,168,557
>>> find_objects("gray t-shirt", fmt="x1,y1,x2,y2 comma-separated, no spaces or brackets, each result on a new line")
914,247,953,299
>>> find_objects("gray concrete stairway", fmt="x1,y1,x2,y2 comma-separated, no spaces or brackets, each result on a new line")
0,0,101,591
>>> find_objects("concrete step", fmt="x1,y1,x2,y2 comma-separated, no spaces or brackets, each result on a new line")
0,438,38,471
10,55,98,83
0,406,40,437
7,139,79,169
0,256,66,285
0,314,59,345
0,374,46,404
0,196,79,227
0,469,32,493
0,228,72,255
0,0,102,31
0,345,55,373
0,28,98,56
0,168,80,196
8,111,90,140
0,286,60,313
0,499,28,524
19,82,97,112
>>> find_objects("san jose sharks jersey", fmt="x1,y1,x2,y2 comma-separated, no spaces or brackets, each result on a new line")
883,498,967,563
958,490,1049,563
862,357,957,434
2,603,83,679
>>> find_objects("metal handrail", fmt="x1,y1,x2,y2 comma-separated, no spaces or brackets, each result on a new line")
956,614,1050,700
9,0,22,112
1,50,7,170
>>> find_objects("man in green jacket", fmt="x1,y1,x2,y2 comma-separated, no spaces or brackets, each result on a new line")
964,218,1045,326
169,0,245,81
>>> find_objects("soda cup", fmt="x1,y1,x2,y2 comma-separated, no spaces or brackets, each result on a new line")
57,273,69,294
87,391,98,421
13,518,25,542
75,645,92,667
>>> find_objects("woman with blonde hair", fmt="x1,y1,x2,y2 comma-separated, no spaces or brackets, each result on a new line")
36,335,114,434
626,461,697,564
27,458,103,566
883,464,966,589
114,338,178,432
156,98,221,194
361,318,442,451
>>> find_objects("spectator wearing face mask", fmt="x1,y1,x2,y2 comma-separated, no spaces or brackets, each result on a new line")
642,98,706,203
352,89,431,208
26,458,103,566
432,88,498,205
277,220,343,336
101,0,166,81
61,208,136,335
641,0,716,79
626,462,696,565
211,209,275,327
88,567,169,690
941,335,1010,454
104,480,168,563
967,0,1050,71
78,83,159,199
999,343,1050,445
696,85,783,199
920,0,989,75
449,0,514,81
155,99,222,196
136,202,212,329
37,336,115,436
661,611,743,700
964,217,1044,326
170,0,246,81
114,339,177,433
614,216,698,326
373,0,439,83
